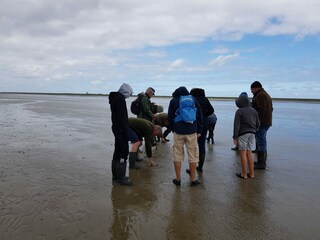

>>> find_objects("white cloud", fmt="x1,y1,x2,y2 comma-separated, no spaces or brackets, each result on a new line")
0,0,320,97
210,47,231,54
167,59,185,71
209,53,240,66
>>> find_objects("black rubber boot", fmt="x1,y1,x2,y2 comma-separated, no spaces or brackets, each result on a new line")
254,151,266,170
112,160,118,181
196,153,205,172
116,161,133,186
129,152,141,169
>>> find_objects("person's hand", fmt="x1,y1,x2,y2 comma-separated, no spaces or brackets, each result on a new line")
197,133,201,138
233,139,238,145
161,137,169,143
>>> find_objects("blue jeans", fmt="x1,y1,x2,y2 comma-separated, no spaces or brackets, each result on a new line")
256,126,270,152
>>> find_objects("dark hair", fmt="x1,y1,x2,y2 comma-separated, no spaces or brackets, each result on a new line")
251,81,262,88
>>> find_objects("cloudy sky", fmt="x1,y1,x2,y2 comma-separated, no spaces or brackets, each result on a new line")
1,0,320,98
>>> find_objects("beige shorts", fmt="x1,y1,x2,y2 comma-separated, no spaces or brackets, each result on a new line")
173,133,199,163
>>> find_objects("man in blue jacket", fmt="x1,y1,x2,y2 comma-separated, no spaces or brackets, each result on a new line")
168,86,203,187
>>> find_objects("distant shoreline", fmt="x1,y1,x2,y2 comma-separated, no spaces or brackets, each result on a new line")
1,92,319,102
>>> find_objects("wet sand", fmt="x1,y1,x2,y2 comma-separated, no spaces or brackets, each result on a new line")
0,93,319,240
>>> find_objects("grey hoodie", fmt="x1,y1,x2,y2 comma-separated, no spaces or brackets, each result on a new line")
118,83,133,99
233,93,260,139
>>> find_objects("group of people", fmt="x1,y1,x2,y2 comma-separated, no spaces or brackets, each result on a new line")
109,80,272,186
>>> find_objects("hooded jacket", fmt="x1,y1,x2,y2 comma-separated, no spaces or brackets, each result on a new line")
168,86,203,135
251,88,273,127
190,88,214,131
233,93,260,139
109,83,133,139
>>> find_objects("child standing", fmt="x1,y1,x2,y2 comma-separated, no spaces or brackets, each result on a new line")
233,92,260,179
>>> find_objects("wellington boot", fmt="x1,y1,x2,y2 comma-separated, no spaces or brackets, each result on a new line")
116,161,133,186
254,151,266,170
112,160,118,181
129,152,141,169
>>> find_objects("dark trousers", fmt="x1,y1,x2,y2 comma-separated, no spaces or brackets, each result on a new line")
112,128,129,161
198,129,207,154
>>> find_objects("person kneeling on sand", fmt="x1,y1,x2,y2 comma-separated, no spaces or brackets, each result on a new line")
128,117,162,168
233,92,260,179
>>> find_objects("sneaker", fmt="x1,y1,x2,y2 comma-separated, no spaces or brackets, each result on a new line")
190,179,201,187
173,179,181,186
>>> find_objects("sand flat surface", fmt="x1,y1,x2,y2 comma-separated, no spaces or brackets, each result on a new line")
1,93,320,240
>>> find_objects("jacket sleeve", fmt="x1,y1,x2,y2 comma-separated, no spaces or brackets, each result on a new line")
233,110,241,139
195,100,203,134
205,98,214,117
118,98,129,140
141,96,153,120
145,131,154,158
167,100,175,132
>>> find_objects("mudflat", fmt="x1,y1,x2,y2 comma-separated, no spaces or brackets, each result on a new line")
1,93,319,240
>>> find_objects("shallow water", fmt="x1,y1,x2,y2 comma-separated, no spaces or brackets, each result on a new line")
0,94,319,239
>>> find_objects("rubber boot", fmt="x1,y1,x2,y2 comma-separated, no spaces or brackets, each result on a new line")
196,153,205,172
112,160,118,181
254,151,266,170
116,161,133,186
129,152,141,169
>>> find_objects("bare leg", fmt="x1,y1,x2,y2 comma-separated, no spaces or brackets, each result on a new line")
247,150,255,178
240,150,248,178
189,162,197,181
174,162,181,180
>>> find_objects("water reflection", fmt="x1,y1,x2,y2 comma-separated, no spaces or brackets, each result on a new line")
110,168,157,240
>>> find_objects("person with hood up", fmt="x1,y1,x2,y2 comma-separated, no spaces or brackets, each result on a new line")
109,83,134,186
168,86,203,187
186,88,214,174
233,92,260,179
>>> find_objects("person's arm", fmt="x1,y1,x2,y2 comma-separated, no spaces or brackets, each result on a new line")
141,97,154,120
205,98,214,117
195,100,203,135
167,100,175,132
118,97,129,140
233,110,241,140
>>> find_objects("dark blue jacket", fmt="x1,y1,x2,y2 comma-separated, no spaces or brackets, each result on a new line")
168,86,203,135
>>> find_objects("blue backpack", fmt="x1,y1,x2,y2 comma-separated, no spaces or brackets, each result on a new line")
174,95,197,124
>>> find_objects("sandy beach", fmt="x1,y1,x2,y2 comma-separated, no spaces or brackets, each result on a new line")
1,93,320,240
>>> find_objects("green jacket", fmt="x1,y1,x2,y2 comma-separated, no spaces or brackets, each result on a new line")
138,93,153,121
128,117,154,158
152,113,168,127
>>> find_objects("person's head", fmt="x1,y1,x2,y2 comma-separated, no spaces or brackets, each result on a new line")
118,83,133,99
153,125,162,137
235,92,250,108
250,81,262,94
190,88,205,97
145,87,155,98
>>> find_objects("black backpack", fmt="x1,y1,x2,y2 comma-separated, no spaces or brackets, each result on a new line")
130,93,144,115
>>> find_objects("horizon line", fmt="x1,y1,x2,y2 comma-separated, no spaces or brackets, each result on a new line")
1,91,319,102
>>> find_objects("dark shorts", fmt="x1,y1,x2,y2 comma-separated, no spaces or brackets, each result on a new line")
128,127,143,143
